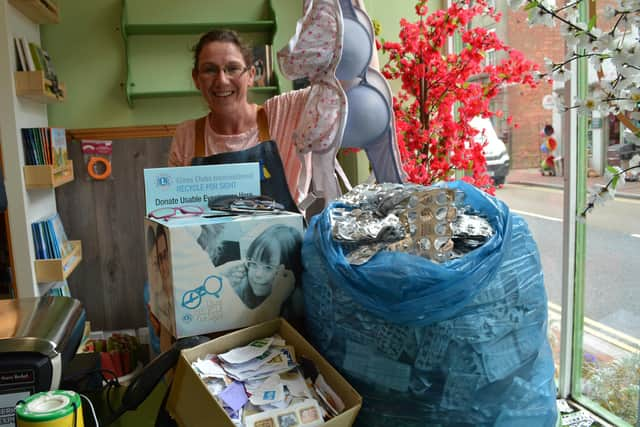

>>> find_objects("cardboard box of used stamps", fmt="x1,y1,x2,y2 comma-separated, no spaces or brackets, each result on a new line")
167,318,362,427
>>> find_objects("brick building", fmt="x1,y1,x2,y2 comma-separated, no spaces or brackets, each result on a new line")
496,0,628,171
504,8,565,169
468,0,565,169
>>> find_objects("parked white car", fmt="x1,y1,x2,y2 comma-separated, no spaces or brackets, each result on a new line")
470,116,510,185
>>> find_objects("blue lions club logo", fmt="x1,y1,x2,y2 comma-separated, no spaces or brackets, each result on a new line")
155,175,172,188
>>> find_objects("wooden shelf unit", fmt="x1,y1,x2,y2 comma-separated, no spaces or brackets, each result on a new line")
23,160,74,189
15,71,65,103
123,21,276,36
8,0,59,24
4,0,81,295
120,0,280,106
34,240,82,282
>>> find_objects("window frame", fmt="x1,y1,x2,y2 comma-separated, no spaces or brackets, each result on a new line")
558,1,637,426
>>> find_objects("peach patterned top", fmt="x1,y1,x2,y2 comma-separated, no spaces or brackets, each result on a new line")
168,88,311,201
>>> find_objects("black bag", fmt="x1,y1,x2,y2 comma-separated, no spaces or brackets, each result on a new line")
191,140,299,213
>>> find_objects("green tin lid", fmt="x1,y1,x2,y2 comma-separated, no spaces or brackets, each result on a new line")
15,390,81,422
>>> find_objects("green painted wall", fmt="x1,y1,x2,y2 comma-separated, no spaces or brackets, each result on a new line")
367,0,440,94
42,0,301,128
42,0,432,130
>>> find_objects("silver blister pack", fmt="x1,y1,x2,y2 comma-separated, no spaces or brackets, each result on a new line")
332,184,478,264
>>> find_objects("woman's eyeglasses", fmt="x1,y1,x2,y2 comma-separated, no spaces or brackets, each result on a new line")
199,64,250,78
149,206,204,221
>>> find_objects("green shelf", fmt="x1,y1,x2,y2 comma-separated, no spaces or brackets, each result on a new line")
129,86,279,100
124,21,276,36
120,0,280,106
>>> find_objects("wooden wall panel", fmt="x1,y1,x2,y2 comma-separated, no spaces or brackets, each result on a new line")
56,137,171,330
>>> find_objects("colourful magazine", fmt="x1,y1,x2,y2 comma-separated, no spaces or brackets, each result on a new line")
48,213,73,258
50,128,69,173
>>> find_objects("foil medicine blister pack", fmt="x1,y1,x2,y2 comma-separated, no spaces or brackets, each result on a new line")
330,183,494,265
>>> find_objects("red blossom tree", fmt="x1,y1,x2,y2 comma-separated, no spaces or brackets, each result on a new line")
380,0,539,193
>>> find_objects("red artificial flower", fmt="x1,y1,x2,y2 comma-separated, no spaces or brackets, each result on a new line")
382,0,537,192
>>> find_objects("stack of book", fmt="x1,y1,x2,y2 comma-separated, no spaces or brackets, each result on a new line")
31,213,73,260
252,44,273,87
21,127,70,172
47,281,71,297
13,37,63,97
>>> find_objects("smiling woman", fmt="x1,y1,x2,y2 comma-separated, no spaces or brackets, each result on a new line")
191,34,255,129
168,29,311,205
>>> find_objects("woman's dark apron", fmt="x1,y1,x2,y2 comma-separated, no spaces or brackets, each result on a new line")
190,107,299,213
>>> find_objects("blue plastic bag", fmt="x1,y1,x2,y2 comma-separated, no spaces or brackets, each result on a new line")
308,181,512,326
302,181,557,426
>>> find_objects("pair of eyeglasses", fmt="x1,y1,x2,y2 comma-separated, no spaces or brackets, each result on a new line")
199,64,250,78
246,259,279,273
231,198,283,211
208,195,284,213
149,206,204,221
181,275,223,310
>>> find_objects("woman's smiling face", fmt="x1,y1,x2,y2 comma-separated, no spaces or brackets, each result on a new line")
192,41,255,117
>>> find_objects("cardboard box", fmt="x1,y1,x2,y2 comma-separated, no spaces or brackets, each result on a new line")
145,212,303,338
167,318,362,427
